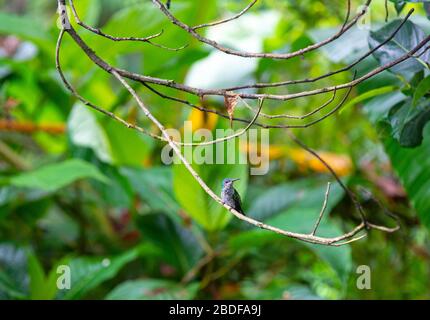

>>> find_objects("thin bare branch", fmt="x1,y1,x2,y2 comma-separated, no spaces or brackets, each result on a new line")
151,0,370,60
115,31,429,102
223,9,414,91
55,29,164,142
68,0,187,51
178,97,263,147
57,28,275,147
191,0,258,31
341,0,352,32
285,128,367,223
311,182,331,236
240,88,337,120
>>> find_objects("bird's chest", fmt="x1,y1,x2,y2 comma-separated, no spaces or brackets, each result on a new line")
221,187,235,204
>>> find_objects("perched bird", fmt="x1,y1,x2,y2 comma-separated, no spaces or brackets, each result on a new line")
221,178,244,215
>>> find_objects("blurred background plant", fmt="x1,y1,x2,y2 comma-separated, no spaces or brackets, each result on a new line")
0,0,429,300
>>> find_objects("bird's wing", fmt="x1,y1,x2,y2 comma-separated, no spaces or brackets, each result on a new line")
233,189,244,214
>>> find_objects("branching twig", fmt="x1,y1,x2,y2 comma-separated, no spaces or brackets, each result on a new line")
68,0,187,51
151,0,370,60
115,34,429,102
240,89,337,120
223,9,414,91
191,0,258,31
56,29,263,147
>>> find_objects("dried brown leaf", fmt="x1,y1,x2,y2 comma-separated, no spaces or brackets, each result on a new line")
224,92,239,128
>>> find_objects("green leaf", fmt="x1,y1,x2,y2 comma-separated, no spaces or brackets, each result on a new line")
0,244,28,299
27,252,46,300
384,125,430,229
0,13,51,43
362,91,407,123
413,75,430,106
135,212,203,273
105,279,199,300
27,252,57,300
390,0,406,14
172,140,248,231
340,86,397,113
68,103,112,163
121,167,181,218
10,159,109,192
388,98,430,147
59,247,141,300
364,93,430,230
369,20,430,76
104,120,153,166
308,26,369,63
91,165,134,208
362,91,430,147
72,0,101,26
246,179,321,221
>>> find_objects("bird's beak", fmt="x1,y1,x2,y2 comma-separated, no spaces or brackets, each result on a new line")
232,178,240,182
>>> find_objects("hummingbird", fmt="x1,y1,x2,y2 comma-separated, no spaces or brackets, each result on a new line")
221,178,244,215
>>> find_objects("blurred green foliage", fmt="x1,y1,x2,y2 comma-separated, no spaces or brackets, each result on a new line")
0,0,429,300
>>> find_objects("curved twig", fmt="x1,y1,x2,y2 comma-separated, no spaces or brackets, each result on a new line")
311,182,331,236
55,28,164,141
191,0,258,31
223,9,414,91
178,98,263,147
151,0,369,60
56,28,261,147
115,32,430,102
68,0,188,52
240,88,337,120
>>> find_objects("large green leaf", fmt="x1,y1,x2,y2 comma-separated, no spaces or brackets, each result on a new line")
0,244,29,299
364,93,430,230
389,0,407,14
384,126,430,229
0,13,51,43
104,120,153,167
58,246,142,300
387,97,430,147
92,164,134,208
121,167,181,218
413,75,430,106
340,86,397,113
27,252,58,300
172,140,248,231
135,212,203,273
68,103,113,163
105,279,198,300
361,91,407,124
369,20,430,76
68,103,153,166
361,90,430,147
8,159,109,192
